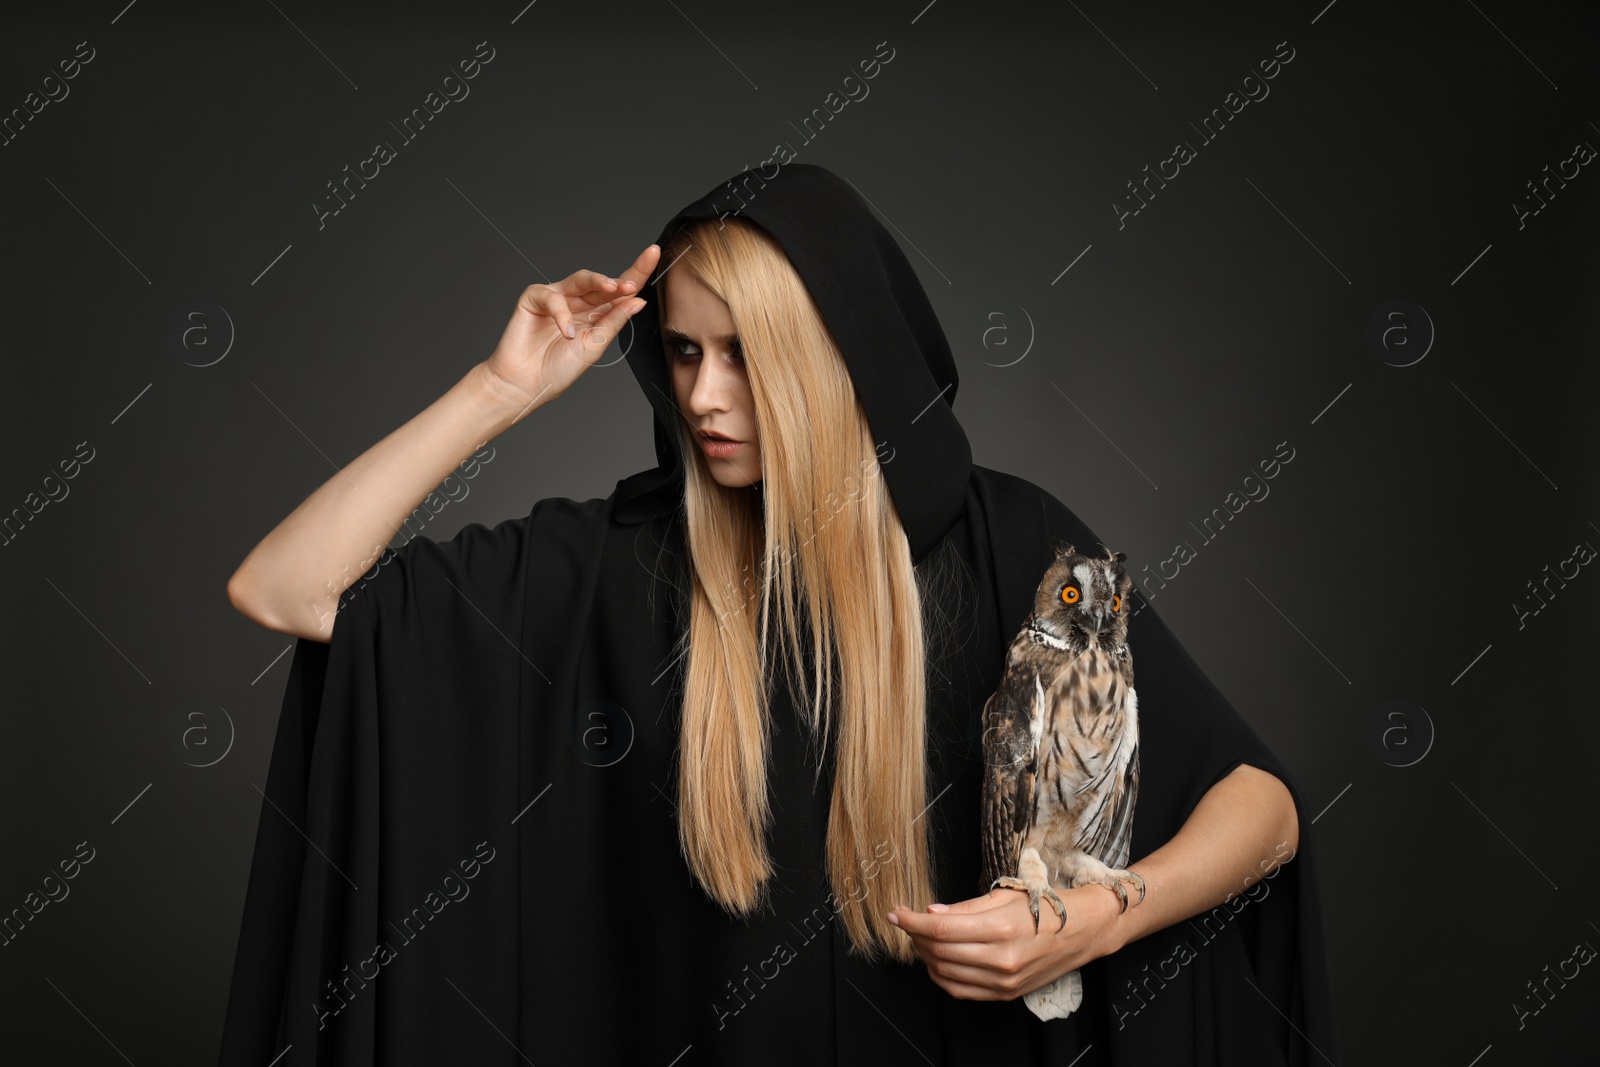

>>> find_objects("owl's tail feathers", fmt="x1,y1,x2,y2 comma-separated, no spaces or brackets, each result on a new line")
1023,967,1084,1021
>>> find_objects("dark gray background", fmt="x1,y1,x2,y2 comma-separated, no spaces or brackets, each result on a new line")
1,0,1595,1062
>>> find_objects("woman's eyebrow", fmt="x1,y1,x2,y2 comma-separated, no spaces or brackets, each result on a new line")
663,324,738,344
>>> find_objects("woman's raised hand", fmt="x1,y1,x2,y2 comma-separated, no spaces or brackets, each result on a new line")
482,243,661,415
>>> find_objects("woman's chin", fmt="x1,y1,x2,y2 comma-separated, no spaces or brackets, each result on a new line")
710,467,762,489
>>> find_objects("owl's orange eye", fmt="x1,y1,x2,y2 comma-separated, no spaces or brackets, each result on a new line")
1111,594,1122,613
1060,585,1080,605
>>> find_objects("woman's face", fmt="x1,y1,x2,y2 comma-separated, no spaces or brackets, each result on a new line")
662,267,763,488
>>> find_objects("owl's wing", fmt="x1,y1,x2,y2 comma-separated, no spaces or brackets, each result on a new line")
979,659,1043,892
1075,685,1140,870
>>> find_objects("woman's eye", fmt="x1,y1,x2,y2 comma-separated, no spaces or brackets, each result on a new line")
672,339,743,365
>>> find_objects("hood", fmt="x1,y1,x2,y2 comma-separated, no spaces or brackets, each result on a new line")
614,162,973,565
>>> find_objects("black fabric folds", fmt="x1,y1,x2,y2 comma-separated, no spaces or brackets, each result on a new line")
218,164,1340,1066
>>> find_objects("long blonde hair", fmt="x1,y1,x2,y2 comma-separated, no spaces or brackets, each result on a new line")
663,216,938,962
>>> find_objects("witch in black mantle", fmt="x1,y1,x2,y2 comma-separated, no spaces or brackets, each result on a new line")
218,162,1340,1065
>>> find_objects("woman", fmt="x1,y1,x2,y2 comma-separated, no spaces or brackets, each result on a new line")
218,164,1338,1065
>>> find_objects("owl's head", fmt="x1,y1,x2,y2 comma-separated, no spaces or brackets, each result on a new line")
1030,542,1133,646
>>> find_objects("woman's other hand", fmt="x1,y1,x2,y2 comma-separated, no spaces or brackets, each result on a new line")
888,883,1126,1002
482,243,660,418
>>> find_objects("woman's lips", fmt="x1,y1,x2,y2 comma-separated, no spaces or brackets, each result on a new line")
699,436,743,458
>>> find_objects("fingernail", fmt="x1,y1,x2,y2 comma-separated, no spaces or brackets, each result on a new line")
564,324,575,338
928,902,949,912
886,911,899,926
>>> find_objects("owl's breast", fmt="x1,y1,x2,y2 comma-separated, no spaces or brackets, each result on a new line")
1033,647,1137,817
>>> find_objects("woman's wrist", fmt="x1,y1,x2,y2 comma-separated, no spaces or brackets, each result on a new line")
465,361,544,432
1064,880,1141,962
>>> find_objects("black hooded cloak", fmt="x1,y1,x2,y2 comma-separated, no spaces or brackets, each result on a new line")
218,163,1340,1066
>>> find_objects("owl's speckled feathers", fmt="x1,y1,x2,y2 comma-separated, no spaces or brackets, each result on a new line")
979,541,1144,1021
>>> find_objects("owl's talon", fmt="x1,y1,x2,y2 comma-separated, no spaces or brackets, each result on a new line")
992,875,1040,930
1094,870,1146,914
994,875,1069,933
1042,886,1069,933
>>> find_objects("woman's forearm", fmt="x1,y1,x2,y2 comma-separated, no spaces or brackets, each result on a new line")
1102,762,1300,954
225,362,535,643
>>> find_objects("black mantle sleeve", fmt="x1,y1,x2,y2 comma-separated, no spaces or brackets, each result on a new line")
217,504,542,1065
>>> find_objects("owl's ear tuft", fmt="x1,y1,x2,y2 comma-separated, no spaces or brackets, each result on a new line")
1053,540,1076,558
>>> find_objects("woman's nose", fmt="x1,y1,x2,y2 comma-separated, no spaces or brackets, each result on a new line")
689,359,736,412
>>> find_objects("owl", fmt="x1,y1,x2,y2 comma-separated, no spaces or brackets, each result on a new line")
979,541,1144,1021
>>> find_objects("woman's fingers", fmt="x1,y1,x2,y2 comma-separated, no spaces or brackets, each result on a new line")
578,296,646,350
614,243,662,293
925,964,1019,1000
557,268,633,315
910,936,1016,967
891,903,1013,943
929,976,1002,1001
931,890,1017,915
521,246,659,343
517,283,575,339
553,247,660,316
559,268,621,302
925,956,1015,988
